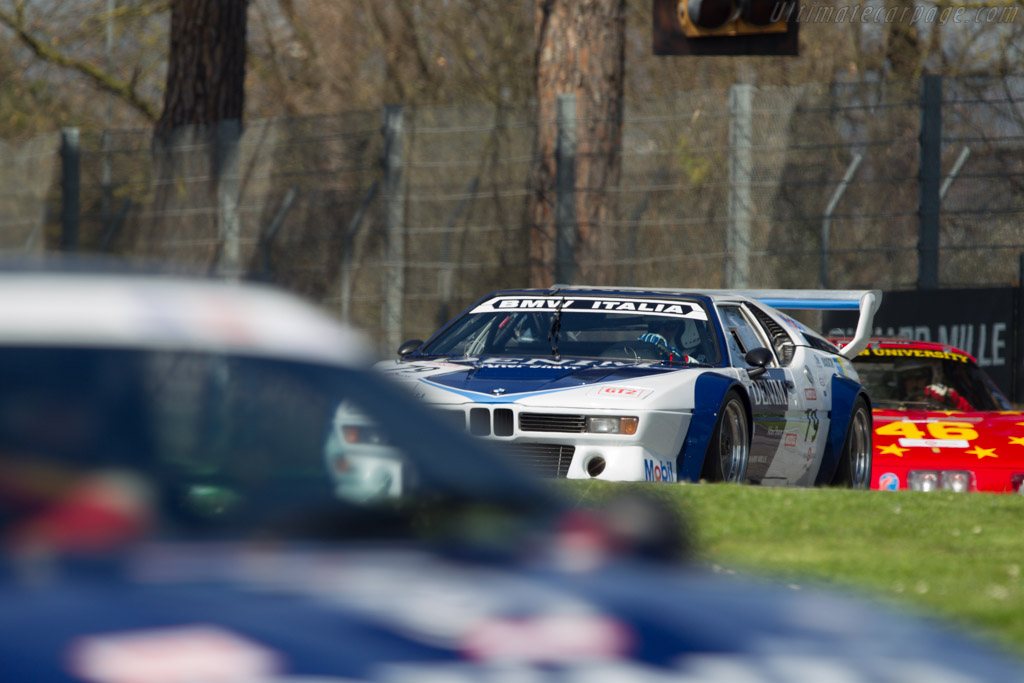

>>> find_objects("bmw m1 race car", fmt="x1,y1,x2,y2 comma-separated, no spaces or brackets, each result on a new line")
381,286,882,488
839,337,1024,493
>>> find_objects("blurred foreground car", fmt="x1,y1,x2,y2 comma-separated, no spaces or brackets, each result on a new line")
2,264,1023,682
838,337,1024,493
381,286,879,488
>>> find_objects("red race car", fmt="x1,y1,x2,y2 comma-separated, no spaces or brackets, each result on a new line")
836,338,1024,493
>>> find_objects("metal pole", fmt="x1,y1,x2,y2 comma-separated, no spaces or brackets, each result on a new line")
438,176,479,326
939,146,970,202
820,153,863,288
555,94,577,285
382,106,405,355
217,119,242,281
918,74,942,290
728,83,753,288
60,127,80,252
340,181,378,325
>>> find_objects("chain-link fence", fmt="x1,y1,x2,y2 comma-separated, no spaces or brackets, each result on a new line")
1,75,1022,357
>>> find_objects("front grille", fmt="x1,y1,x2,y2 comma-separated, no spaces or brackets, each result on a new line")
520,413,587,433
470,408,490,436
496,443,575,478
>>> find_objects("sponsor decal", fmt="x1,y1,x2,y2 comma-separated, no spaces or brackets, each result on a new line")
861,347,970,363
749,378,790,407
68,625,281,683
804,388,817,401
596,386,651,399
644,458,675,483
899,438,969,449
473,297,708,320
460,614,632,663
784,432,798,448
879,472,900,491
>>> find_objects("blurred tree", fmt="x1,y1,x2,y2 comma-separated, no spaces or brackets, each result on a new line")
155,0,247,138
528,0,627,287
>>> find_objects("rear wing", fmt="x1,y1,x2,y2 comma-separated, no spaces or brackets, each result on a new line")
704,289,882,360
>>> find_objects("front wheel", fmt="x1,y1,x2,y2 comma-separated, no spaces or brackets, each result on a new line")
701,391,750,483
832,398,872,488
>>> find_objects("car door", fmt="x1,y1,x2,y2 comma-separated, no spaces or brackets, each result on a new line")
717,303,805,485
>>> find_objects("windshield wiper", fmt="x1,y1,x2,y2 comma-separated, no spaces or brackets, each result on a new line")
547,297,566,359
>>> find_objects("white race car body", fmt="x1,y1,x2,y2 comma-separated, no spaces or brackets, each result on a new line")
380,287,880,487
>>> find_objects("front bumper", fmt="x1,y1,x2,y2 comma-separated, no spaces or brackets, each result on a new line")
433,403,691,483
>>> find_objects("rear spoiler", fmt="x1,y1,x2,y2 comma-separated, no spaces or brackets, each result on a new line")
552,285,881,361
704,289,882,360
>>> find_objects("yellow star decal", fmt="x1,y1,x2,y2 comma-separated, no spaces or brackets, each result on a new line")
879,443,908,457
1010,436,1024,447
967,446,998,459
939,410,962,416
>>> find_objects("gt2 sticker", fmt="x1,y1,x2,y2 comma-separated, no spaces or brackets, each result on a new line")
594,386,652,400
644,459,675,483
473,297,708,320
876,420,977,448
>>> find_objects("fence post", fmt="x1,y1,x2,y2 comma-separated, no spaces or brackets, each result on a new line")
382,106,405,356
918,74,942,290
728,84,753,288
60,127,80,252
820,153,863,288
217,119,242,281
555,93,576,285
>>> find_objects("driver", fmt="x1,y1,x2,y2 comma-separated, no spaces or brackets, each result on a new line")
898,363,972,410
638,318,700,363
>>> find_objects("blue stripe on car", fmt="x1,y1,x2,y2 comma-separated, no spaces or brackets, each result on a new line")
677,373,737,482
814,374,866,485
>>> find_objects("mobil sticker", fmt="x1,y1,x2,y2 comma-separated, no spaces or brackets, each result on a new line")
644,458,675,483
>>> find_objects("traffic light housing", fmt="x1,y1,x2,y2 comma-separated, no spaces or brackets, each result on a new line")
653,0,798,56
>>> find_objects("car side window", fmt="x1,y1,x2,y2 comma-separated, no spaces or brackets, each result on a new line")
718,305,774,369
747,304,797,366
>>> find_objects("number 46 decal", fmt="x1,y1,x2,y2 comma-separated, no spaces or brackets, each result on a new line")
876,421,979,441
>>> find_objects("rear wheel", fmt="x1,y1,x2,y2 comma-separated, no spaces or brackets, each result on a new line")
701,391,749,483
832,398,872,488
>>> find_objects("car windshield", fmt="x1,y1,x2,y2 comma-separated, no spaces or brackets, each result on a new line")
0,347,557,548
853,354,1011,411
422,296,721,365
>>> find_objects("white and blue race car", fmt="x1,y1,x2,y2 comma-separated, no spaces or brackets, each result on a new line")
380,286,882,488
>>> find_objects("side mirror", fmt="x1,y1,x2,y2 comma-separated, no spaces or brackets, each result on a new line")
397,339,423,358
744,347,772,379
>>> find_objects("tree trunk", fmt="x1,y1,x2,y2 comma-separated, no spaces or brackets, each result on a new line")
155,0,248,139
146,0,248,274
528,0,626,287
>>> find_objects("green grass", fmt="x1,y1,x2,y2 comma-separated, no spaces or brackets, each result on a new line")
561,480,1024,655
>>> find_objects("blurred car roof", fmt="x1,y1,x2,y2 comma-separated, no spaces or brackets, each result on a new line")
0,256,374,366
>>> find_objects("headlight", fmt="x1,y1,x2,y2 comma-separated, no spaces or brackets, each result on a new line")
908,470,974,493
940,471,972,493
585,416,639,435
908,471,939,492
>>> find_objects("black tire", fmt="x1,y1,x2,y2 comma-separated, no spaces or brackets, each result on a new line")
832,397,872,488
701,391,750,483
